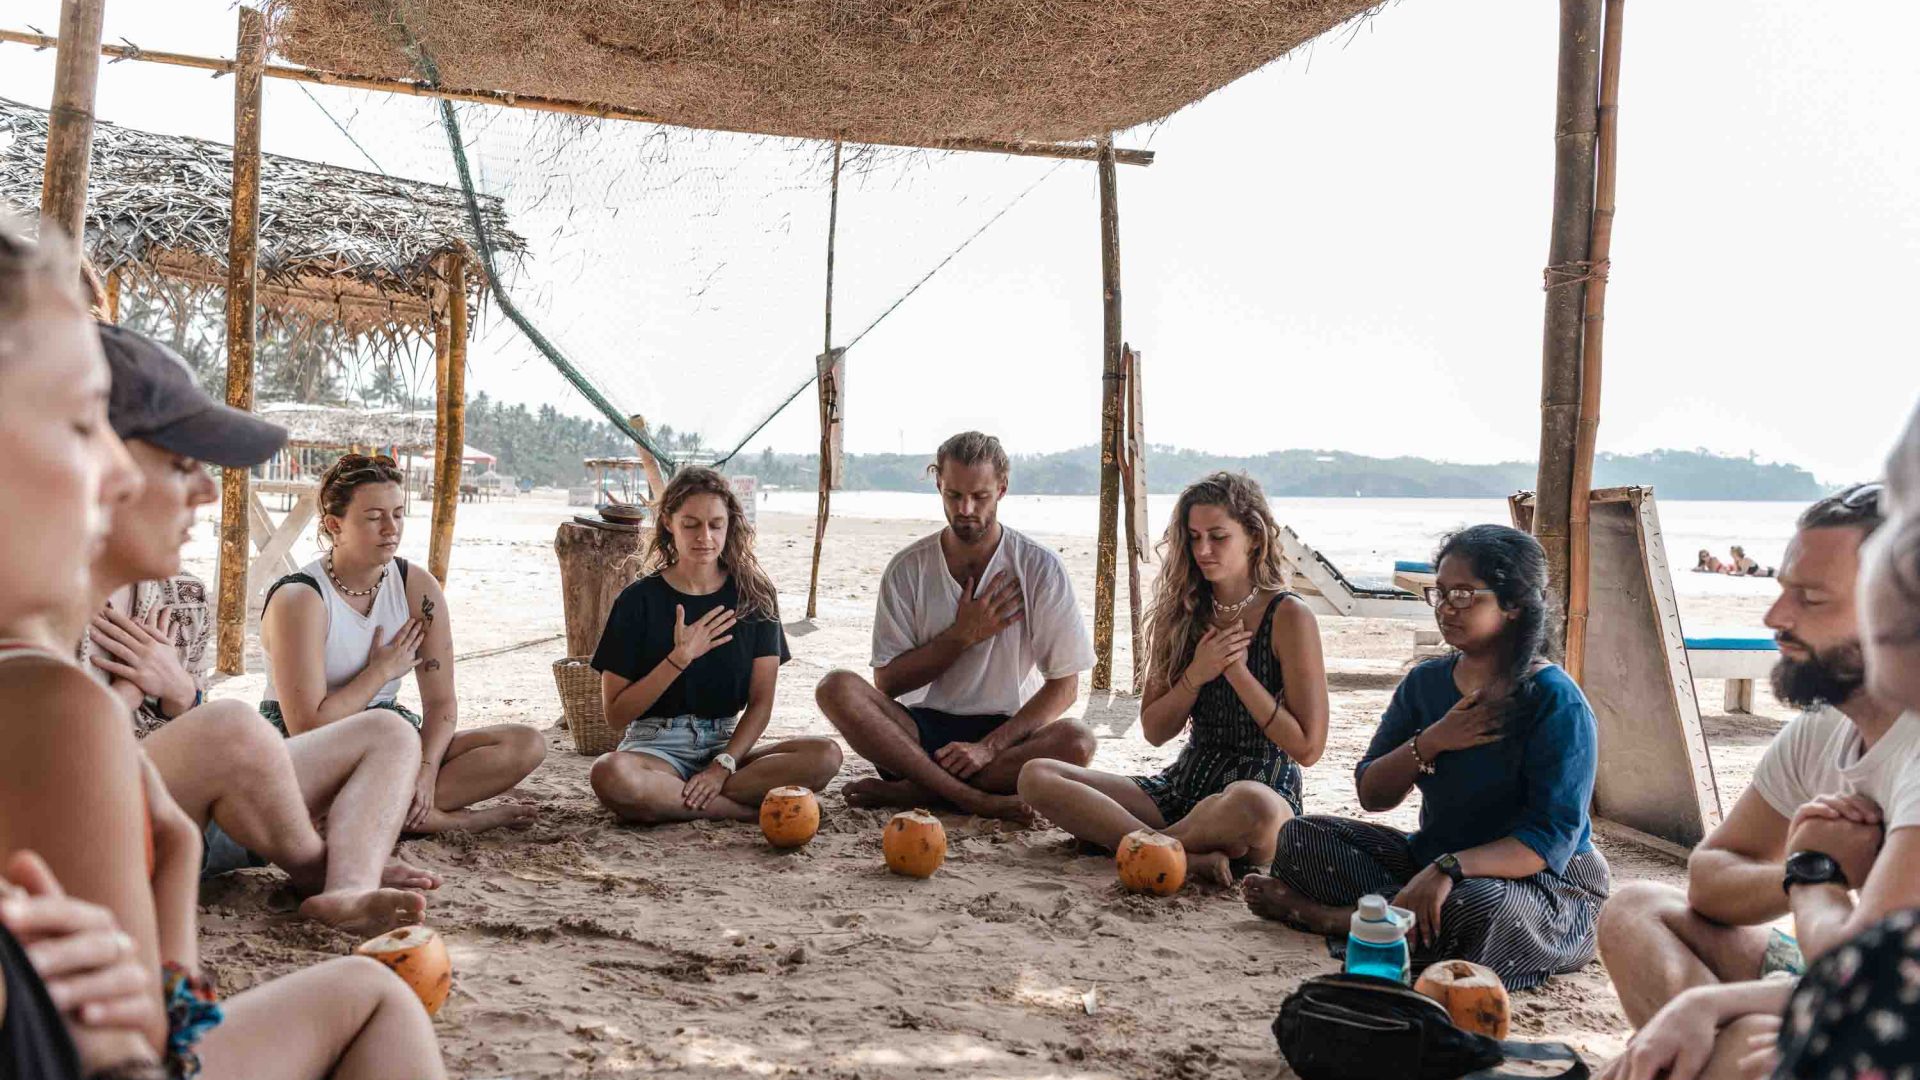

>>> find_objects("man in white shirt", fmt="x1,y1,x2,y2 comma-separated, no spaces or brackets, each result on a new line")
1596,483,1915,1079
816,432,1096,820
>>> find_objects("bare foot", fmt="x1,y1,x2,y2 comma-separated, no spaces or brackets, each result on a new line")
382,856,442,891
965,792,1035,823
1243,874,1347,934
1189,850,1234,888
843,778,928,810
414,801,538,835
299,887,426,936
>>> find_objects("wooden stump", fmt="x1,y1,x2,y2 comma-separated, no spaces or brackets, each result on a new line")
554,520,644,660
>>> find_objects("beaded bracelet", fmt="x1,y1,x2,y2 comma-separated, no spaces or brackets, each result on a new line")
160,962,223,1080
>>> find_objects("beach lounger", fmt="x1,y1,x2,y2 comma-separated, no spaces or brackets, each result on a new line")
1683,628,1778,715
1391,559,1436,597
1274,526,1430,621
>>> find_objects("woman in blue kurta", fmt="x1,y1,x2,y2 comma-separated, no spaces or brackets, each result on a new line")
1245,524,1611,990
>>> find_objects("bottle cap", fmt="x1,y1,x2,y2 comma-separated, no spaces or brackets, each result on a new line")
1350,894,1408,946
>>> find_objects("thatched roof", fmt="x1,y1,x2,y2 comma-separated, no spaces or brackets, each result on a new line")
265,0,1384,147
262,402,437,452
0,97,525,339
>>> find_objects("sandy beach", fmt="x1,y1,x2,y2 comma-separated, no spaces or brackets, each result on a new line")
187,492,1792,1079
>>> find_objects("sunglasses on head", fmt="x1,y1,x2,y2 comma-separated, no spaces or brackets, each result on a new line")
1423,586,1497,610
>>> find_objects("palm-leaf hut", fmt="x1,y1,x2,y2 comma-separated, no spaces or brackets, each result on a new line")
0,94,527,671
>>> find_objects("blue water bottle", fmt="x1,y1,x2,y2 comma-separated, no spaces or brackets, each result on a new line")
1345,894,1412,984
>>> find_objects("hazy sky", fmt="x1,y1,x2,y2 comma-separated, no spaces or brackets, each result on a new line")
3,1,1914,483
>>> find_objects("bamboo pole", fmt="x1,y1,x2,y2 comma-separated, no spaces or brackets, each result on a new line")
36,0,107,254
429,257,467,583
1533,0,1602,642
1120,347,1149,694
215,6,265,676
625,415,668,503
0,28,1155,168
1566,0,1625,684
1092,137,1124,692
103,266,120,322
430,253,452,513
806,139,842,621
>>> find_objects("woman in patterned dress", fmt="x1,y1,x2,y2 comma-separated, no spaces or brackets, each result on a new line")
1019,472,1328,886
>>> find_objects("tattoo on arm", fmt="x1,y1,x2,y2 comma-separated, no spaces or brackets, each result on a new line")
423,658,442,673
421,597,436,624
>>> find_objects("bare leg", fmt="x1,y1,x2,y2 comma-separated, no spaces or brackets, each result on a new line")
590,752,756,823
141,700,327,892
1596,881,1773,1027
1598,1012,1779,1080
414,724,546,833
726,737,844,804
199,957,445,1080
967,721,1098,794
282,710,431,934
1017,759,1168,851
1164,782,1294,887
815,670,1028,818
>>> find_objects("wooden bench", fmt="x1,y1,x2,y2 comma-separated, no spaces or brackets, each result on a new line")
1684,629,1778,714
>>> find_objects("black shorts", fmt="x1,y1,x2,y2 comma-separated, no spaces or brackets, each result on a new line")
877,706,1010,781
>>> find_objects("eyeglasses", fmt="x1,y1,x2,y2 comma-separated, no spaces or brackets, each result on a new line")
1423,586,1497,610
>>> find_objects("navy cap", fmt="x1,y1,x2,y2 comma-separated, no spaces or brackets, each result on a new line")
99,323,287,468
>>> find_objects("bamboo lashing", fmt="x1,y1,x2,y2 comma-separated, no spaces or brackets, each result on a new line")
1092,136,1124,692
0,27,1154,168
215,7,266,676
1531,0,1603,643
1566,0,1625,684
35,0,105,254
806,139,842,622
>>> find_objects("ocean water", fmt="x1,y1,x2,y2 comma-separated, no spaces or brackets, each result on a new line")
762,490,1800,600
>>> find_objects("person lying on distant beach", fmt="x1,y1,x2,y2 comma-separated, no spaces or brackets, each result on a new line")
1694,549,1727,574
1245,525,1610,992
589,467,841,823
82,325,434,934
0,216,446,1080
816,431,1096,820
1729,545,1775,577
259,453,546,833
1019,472,1327,885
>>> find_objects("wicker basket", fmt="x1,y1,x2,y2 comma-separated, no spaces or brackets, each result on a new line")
553,657,618,756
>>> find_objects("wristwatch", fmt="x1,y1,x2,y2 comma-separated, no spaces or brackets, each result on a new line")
1433,852,1466,885
713,753,739,775
1782,850,1847,894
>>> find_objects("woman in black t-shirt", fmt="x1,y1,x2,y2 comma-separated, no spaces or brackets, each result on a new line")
589,468,842,822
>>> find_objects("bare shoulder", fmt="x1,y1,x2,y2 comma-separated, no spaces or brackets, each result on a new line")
403,559,448,619
0,656,134,750
1271,591,1321,635
262,577,325,628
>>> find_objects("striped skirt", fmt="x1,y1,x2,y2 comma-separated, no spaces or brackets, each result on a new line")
1268,815,1612,991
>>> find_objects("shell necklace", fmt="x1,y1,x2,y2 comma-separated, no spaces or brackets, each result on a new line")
326,555,386,599
1211,584,1264,621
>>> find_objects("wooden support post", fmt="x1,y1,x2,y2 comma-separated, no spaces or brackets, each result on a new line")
1120,347,1149,694
215,6,265,676
429,257,467,583
1567,0,1625,684
430,258,451,510
37,0,107,253
624,415,668,504
103,267,119,322
806,139,843,621
1533,0,1602,646
1092,137,1124,692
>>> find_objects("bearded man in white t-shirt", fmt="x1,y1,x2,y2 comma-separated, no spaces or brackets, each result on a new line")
815,431,1097,820
1594,483,1914,1080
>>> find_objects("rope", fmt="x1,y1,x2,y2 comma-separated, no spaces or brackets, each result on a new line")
712,158,1065,466
296,84,389,176
1543,258,1611,290
389,5,674,467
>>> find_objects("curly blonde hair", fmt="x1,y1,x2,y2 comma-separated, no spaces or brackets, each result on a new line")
1144,472,1290,690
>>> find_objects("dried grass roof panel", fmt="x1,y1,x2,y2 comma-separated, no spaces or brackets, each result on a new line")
266,0,1385,146
261,402,438,452
0,96,524,337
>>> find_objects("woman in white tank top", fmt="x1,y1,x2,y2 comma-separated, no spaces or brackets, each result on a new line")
259,454,546,833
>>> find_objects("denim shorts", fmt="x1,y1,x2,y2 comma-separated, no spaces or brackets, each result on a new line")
201,820,266,880
617,715,737,780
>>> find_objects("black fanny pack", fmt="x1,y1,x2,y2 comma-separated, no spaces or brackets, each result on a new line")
1274,973,1589,1080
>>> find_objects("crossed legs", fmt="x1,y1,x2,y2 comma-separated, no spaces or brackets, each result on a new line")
1018,761,1292,885
413,723,548,833
591,737,844,824
814,669,1094,820
1596,881,1774,1025
141,701,427,934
